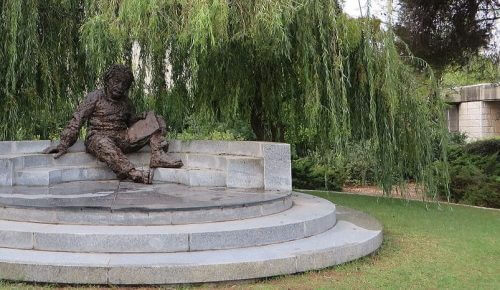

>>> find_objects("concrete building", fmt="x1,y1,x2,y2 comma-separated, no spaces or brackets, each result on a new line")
445,83,500,140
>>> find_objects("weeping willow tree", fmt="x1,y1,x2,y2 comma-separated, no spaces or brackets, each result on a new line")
0,0,449,196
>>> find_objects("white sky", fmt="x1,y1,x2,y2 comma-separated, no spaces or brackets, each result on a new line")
341,0,499,53
342,0,389,21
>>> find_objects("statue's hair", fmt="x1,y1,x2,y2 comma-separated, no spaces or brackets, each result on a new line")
103,64,134,88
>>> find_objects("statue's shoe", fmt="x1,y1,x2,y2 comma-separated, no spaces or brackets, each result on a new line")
150,153,183,168
128,168,154,184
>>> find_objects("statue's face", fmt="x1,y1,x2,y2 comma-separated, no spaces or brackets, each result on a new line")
107,76,131,100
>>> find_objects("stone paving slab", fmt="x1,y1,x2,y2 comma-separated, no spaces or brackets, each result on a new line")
0,193,334,253
0,181,292,225
0,205,382,285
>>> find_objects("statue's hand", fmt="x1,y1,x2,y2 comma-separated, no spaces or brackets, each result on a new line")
42,145,67,159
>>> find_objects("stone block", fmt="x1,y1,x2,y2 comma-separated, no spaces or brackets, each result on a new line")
60,167,84,183
260,196,293,216
226,157,264,189
0,159,13,186
228,141,262,156
460,119,481,127
468,108,480,116
0,207,57,224
107,256,295,284
13,141,51,154
181,140,229,154
153,168,189,185
33,231,189,253
188,169,226,187
171,208,225,225
189,222,305,251
81,167,115,181
467,101,481,109
0,229,33,249
483,84,500,100
167,140,182,152
0,250,109,284
53,152,97,167
261,143,292,191
0,142,13,154
304,209,336,237
15,170,50,186
22,154,53,168
187,154,226,170
483,127,494,133
48,170,63,185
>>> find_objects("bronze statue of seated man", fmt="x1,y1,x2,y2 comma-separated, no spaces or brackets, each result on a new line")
43,64,182,184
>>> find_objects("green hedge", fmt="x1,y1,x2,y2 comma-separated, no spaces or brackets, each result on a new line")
292,157,346,191
292,142,377,191
443,138,500,208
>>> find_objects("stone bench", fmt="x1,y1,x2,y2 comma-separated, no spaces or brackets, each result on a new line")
0,140,292,191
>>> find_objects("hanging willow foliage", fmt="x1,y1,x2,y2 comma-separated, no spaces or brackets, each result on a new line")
0,0,448,195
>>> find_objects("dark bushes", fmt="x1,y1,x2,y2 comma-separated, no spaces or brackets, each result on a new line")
444,138,500,208
292,157,346,191
292,141,377,191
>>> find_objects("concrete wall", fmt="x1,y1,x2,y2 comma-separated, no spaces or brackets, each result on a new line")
455,101,500,140
483,101,500,137
458,101,483,139
447,104,459,132
445,83,500,140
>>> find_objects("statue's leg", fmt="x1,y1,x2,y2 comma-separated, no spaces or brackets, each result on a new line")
148,114,183,168
87,135,152,183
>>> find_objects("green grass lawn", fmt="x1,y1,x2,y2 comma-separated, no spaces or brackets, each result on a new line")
1,191,499,289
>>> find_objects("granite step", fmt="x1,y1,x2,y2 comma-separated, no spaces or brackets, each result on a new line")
0,212,382,284
1,152,262,171
0,194,334,253
13,165,229,187
4,151,263,188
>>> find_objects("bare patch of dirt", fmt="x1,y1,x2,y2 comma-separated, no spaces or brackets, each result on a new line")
342,183,425,200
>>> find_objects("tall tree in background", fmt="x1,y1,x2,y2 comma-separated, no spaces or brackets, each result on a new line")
0,0,449,195
395,0,499,73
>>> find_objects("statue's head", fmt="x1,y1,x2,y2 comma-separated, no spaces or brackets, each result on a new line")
103,64,134,100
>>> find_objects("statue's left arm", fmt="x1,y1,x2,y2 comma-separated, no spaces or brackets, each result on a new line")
43,93,98,158
126,99,147,126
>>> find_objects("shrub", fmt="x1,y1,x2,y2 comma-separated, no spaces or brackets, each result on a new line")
343,141,377,186
441,138,500,208
292,156,346,191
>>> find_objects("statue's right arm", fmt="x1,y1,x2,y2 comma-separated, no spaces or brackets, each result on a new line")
43,93,98,158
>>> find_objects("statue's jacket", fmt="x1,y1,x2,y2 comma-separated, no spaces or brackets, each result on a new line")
59,89,142,149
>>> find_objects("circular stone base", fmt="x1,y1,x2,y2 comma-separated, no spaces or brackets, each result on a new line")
0,199,382,285
0,181,292,225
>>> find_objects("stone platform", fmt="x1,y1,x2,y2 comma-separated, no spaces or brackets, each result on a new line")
0,181,292,225
0,140,382,285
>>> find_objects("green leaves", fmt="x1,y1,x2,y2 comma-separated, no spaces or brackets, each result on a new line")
0,0,449,196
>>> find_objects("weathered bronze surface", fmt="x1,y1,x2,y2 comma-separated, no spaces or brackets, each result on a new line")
43,64,182,184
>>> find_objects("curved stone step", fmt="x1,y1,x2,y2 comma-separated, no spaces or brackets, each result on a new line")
0,194,335,253
0,181,292,225
0,212,382,284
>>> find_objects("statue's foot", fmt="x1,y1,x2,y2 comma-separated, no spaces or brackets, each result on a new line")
128,168,153,184
150,153,183,168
